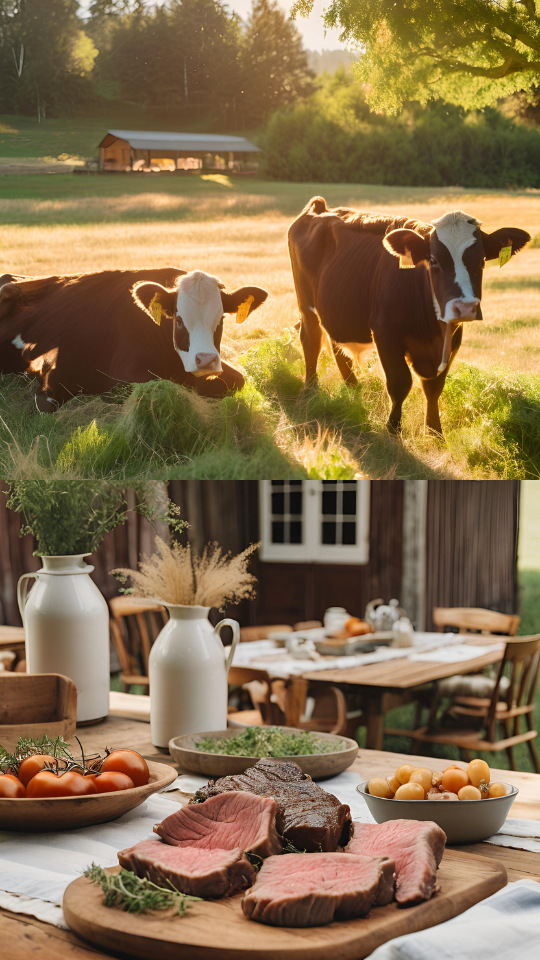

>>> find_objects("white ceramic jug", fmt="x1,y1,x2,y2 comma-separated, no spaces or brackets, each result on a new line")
17,555,110,724
149,604,240,749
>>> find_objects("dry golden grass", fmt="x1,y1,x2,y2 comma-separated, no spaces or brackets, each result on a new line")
2,178,540,479
2,181,539,373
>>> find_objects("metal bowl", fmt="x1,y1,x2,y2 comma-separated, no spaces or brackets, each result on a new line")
356,779,518,844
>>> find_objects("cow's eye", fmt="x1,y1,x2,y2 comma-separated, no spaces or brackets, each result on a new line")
429,256,438,268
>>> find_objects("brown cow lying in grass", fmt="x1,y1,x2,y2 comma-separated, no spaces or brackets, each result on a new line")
288,197,530,435
0,267,267,410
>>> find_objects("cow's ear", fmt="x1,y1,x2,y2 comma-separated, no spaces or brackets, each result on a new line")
383,229,429,268
131,281,177,324
221,285,268,323
481,227,530,261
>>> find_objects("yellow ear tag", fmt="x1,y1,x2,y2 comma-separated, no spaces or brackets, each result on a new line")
499,243,512,268
149,294,162,326
236,294,254,324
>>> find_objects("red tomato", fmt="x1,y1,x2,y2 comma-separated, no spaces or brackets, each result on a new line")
92,771,135,794
26,770,97,798
0,774,26,798
100,750,149,787
18,754,62,787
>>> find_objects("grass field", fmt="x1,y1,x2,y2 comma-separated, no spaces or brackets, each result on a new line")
2,174,540,479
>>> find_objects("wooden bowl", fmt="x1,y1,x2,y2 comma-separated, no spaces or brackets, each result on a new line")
0,672,77,752
168,726,358,780
0,760,177,831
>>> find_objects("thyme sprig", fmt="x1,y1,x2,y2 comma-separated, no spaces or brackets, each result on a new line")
0,735,75,775
84,864,202,916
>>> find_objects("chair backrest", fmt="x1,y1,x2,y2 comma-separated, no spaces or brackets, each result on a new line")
109,596,168,679
433,607,520,636
486,634,540,739
239,624,293,642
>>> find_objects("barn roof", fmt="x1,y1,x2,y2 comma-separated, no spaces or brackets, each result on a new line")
99,130,261,153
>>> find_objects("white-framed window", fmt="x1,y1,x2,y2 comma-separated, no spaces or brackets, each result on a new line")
259,480,370,564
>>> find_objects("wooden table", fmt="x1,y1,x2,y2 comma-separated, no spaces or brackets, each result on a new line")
2,713,539,960
298,635,506,750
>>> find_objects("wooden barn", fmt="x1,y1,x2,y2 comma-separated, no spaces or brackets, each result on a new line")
97,130,261,173
0,480,520,631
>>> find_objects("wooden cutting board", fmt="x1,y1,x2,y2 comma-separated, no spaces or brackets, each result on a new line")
63,849,507,960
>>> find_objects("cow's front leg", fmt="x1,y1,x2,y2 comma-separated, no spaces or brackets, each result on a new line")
377,345,412,434
298,308,323,387
420,373,447,436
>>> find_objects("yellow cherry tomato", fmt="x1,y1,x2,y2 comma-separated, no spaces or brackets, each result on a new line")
442,767,469,794
394,782,425,801
467,759,490,796
387,776,400,794
409,768,433,794
458,785,482,801
367,777,394,799
395,764,416,785
488,782,507,798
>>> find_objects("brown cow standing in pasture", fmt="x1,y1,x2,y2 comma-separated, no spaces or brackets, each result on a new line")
288,197,530,435
0,267,267,410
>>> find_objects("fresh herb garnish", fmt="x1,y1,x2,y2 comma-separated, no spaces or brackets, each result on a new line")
195,727,345,758
0,735,75,774
84,864,202,916
282,840,307,854
246,851,264,872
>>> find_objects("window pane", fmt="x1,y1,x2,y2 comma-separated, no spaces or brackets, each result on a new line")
342,489,357,515
342,522,356,545
322,490,337,515
290,521,302,543
289,491,302,515
322,521,336,544
271,492,285,515
272,521,285,543
272,480,284,486
289,480,302,486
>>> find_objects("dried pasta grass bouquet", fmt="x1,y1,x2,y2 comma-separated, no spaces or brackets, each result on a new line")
112,538,259,609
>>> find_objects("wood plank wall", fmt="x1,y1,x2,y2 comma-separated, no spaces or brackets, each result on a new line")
424,480,520,630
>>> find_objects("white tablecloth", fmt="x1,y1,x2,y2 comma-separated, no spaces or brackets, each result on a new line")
231,634,501,679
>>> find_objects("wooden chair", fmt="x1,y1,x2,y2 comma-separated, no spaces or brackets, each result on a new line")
407,635,540,772
109,596,168,692
433,607,520,636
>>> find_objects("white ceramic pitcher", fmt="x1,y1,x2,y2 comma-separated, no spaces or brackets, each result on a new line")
17,555,110,724
149,604,240,749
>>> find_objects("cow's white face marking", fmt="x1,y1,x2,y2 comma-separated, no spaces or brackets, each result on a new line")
175,271,223,375
11,334,26,350
431,211,482,321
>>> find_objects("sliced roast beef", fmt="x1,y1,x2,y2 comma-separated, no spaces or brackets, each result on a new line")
242,852,387,926
346,819,446,906
155,791,282,857
193,758,351,852
118,838,255,898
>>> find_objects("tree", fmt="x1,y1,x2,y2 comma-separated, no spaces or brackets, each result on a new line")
239,0,313,125
291,0,540,113
0,0,97,117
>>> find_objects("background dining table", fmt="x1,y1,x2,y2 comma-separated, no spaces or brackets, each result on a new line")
232,633,508,749
1,705,540,960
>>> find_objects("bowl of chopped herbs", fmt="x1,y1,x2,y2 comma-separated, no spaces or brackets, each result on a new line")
168,726,358,780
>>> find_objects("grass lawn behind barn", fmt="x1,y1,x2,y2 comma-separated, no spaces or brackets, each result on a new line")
2,173,540,479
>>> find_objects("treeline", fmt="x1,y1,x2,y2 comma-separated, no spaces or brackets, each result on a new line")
0,0,313,127
263,71,540,189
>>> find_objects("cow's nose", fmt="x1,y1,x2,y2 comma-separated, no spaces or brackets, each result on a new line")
195,352,219,369
453,300,480,319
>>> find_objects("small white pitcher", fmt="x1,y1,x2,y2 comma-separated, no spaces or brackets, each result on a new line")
17,555,110,724
148,604,240,749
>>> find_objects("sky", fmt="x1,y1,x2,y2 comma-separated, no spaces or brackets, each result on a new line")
78,0,348,52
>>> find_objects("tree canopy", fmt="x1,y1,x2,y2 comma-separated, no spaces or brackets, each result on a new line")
292,0,540,112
